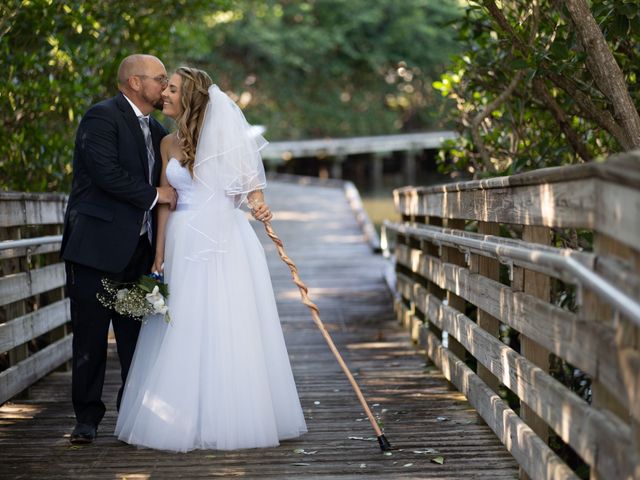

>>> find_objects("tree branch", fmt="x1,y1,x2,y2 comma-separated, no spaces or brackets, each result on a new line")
471,70,525,170
532,77,592,162
564,0,640,149
481,0,632,151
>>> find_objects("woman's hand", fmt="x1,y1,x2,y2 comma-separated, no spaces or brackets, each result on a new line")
250,202,273,223
151,255,164,275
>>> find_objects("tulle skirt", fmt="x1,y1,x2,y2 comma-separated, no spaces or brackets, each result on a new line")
114,208,307,452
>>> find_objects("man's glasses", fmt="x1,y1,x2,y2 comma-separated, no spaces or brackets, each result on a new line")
135,74,169,87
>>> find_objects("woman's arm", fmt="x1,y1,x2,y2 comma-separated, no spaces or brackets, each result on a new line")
151,136,175,273
247,190,273,222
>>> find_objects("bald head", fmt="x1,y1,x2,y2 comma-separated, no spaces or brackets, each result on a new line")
116,54,167,115
117,54,164,87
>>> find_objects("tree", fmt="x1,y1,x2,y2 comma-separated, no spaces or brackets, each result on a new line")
434,0,640,178
0,0,229,192
168,0,463,140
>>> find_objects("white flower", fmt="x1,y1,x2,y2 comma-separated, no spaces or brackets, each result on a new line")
116,289,128,301
145,286,163,305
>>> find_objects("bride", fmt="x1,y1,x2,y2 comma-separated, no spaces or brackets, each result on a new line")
114,67,307,452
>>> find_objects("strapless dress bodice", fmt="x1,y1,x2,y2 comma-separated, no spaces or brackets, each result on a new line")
166,158,196,207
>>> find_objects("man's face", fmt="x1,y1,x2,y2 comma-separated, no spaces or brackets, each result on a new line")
139,60,168,111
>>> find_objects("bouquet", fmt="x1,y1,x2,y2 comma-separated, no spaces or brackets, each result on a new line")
97,272,171,323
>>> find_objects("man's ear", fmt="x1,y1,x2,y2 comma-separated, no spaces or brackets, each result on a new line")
129,76,142,92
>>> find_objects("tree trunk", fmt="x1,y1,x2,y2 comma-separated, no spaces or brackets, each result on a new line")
564,0,640,150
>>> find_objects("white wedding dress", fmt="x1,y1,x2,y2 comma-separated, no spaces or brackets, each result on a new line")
114,155,307,452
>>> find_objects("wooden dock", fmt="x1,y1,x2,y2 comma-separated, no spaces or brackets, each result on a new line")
0,179,517,479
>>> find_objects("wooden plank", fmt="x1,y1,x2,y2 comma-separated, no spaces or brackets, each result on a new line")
0,335,72,404
0,299,70,354
1,226,30,395
0,181,519,479
403,303,578,480
398,274,636,480
395,244,628,410
261,131,456,161
394,178,598,228
598,181,640,253
0,263,66,307
0,242,61,261
0,193,67,227
393,153,640,195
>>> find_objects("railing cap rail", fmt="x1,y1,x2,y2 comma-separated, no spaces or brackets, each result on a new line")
0,192,68,201
394,151,640,195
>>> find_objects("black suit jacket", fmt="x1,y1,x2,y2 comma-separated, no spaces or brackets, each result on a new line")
61,93,168,273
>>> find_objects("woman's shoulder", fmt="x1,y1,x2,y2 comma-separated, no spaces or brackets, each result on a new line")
160,133,181,160
161,132,179,148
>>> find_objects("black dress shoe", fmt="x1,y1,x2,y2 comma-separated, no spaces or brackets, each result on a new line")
70,423,97,444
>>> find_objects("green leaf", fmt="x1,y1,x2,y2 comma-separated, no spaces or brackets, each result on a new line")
431,456,445,464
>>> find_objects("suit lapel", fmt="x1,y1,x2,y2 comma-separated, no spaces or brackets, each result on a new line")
116,93,151,180
149,119,163,186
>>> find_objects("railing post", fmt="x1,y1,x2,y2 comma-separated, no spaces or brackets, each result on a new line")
442,218,468,367
331,154,345,179
517,225,551,480
471,222,501,397
586,232,640,478
371,153,384,192
425,216,444,344
403,149,417,186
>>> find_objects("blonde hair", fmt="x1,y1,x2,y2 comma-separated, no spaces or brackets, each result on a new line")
174,67,213,173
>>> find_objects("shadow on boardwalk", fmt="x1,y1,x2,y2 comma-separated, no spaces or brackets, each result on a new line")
0,180,518,479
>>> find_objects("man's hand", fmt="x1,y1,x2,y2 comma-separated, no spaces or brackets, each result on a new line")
156,185,177,211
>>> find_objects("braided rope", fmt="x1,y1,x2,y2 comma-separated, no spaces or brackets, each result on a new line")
262,220,383,437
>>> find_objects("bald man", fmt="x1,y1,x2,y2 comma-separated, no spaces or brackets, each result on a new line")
61,54,177,444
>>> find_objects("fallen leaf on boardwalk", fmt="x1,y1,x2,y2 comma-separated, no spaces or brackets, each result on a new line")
291,462,311,466
348,436,376,441
360,463,367,468
383,452,393,456
436,416,448,422
292,448,318,455
431,456,445,464
314,401,321,405
68,445,85,450
403,463,414,467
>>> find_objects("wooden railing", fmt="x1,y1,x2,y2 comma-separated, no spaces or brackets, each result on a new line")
383,152,640,480
0,192,70,404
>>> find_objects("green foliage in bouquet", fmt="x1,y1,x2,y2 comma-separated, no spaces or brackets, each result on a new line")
97,274,170,323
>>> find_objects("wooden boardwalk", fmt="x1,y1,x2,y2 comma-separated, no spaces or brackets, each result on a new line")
0,180,518,479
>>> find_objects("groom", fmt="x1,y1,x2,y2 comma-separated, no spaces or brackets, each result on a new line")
61,54,177,444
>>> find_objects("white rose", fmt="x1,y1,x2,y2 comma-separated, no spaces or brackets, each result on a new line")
116,289,128,301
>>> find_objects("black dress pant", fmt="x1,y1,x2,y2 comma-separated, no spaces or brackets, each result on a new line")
66,234,153,427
